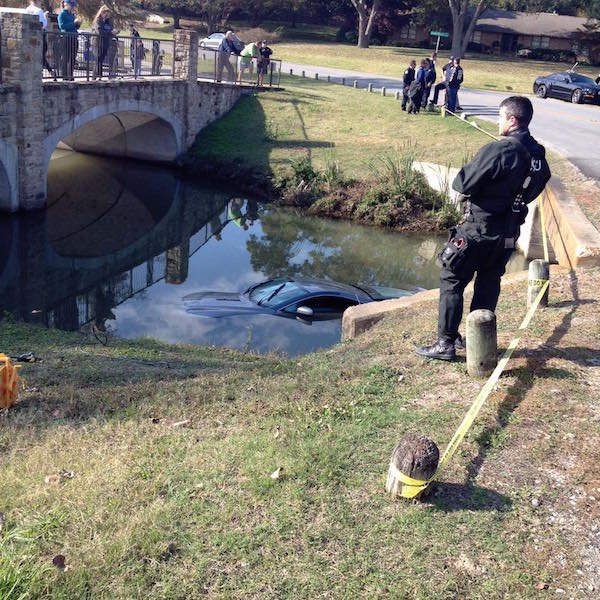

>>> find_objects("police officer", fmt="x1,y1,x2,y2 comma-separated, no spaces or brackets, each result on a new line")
416,96,550,360
401,59,416,111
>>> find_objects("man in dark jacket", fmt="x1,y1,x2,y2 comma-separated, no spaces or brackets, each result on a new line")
401,59,416,111
217,30,241,82
422,54,437,107
446,57,463,113
408,59,428,114
416,96,551,360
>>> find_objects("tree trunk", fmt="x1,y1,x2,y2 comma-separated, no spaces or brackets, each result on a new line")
449,0,487,58
173,11,181,30
351,1,380,49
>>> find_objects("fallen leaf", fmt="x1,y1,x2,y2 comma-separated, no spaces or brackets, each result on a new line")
52,555,67,571
270,467,282,480
44,474,61,486
535,582,549,590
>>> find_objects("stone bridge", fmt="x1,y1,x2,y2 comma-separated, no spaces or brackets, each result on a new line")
0,9,243,212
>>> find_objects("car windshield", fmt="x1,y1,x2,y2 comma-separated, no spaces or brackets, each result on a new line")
248,279,308,308
210,33,224,39
570,73,595,85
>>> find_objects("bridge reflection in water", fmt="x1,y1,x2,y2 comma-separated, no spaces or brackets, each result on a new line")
0,151,230,332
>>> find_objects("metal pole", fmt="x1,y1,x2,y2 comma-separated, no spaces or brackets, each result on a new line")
435,35,441,54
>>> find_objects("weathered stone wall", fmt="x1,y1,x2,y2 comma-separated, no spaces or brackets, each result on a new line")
0,10,243,212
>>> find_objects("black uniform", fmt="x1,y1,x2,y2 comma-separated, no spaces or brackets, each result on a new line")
401,65,415,111
437,128,549,344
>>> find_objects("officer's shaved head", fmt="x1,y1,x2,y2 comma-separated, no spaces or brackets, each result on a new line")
499,96,533,127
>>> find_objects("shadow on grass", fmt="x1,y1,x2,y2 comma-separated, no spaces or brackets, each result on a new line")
428,482,512,512
468,269,582,481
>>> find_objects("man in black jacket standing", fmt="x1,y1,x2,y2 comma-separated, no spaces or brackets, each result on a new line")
401,59,416,111
416,96,551,360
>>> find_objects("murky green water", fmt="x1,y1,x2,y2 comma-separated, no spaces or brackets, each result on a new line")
0,152,526,356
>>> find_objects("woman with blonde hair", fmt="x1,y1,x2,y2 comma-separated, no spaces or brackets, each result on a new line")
92,4,115,78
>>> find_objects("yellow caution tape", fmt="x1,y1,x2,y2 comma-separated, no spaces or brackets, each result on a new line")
528,278,549,287
388,463,431,498
396,279,550,498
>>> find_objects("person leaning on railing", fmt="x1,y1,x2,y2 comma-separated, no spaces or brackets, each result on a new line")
57,0,80,80
216,31,241,83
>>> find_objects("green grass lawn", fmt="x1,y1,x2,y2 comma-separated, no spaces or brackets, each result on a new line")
1,267,599,598
189,75,491,182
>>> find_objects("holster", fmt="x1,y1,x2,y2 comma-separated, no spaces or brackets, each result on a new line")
437,226,470,270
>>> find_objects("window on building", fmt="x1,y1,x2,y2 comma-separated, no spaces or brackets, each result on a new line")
470,30,482,43
400,23,416,40
531,35,550,48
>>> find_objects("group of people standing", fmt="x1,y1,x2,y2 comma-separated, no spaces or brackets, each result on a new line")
24,0,156,81
402,53,464,114
216,31,273,86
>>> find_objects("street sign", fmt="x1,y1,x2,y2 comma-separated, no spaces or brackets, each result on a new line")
430,31,449,38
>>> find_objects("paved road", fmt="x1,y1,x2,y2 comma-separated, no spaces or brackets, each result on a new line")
282,61,600,181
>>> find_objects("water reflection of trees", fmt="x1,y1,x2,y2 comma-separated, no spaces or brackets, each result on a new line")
247,207,444,290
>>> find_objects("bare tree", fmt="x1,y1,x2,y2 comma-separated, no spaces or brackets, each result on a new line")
349,0,381,48
449,0,487,57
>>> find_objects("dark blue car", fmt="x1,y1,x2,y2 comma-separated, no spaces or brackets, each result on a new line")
183,277,417,320
533,71,600,104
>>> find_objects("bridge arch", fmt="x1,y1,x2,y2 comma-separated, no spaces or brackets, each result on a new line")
43,100,185,176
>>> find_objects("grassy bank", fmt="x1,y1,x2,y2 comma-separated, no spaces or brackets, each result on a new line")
1,267,599,597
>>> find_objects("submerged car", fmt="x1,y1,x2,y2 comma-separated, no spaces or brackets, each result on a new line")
183,277,417,320
533,71,600,104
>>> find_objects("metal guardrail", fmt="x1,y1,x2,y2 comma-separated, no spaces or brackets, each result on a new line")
197,46,282,87
43,31,174,81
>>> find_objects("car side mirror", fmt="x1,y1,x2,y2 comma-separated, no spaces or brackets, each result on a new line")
296,306,314,318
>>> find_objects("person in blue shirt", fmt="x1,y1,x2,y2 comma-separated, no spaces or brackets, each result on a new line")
57,0,80,80
216,31,241,82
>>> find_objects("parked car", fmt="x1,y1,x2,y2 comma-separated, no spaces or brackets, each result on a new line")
183,277,417,320
199,32,244,52
533,71,600,104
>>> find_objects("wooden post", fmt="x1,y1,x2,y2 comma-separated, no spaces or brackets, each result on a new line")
386,435,439,499
381,87,386,96
353,80,358,88
394,90,400,100
441,106,447,117
367,83,373,93
342,77,346,85
301,70,305,77
528,259,549,308
466,310,497,378
315,73,319,80
289,68,293,75
327,75,330,82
